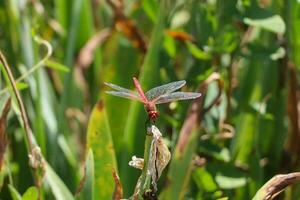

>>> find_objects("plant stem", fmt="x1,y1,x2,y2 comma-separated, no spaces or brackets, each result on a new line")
0,51,44,196
131,134,152,199
0,51,34,152
140,135,152,195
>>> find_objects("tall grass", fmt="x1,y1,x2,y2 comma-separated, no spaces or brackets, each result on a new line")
0,0,300,199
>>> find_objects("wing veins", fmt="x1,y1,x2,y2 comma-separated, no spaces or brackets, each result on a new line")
145,80,186,101
155,92,201,104
104,82,142,102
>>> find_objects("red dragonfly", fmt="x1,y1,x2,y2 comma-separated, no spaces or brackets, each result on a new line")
104,77,201,121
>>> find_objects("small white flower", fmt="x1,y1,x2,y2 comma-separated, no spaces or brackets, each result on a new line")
129,156,144,170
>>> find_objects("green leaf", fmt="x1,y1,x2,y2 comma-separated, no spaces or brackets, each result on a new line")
103,33,141,152
244,15,286,34
76,149,94,200
193,167,218,192
58,135,77,167
215,173,247,189
15,82,28,90
163,35,176,57
45,60,70,72
186,42,211,60
288,0,300,71
270,47,286,60
217,197,229,200
160,129,200,200
199,142,231,163
45,162,75,200
142,0,159,23
86,101,117,199
22,187,38,200
8,185,22,200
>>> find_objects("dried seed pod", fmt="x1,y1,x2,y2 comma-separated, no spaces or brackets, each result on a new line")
148,125,171,190
28,146,44,169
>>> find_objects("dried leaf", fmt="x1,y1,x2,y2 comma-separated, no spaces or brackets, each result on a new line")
74,28,112,98
76,28,112,69
166,30,195,42
112,169,123,200
252,172,300,200
107,0,147,53
148,125,171,188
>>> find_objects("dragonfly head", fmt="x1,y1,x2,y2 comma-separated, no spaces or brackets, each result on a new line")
148,110,159,121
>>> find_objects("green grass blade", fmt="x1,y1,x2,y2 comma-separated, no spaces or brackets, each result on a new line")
8,184,22,200
288,0,300,70
59,0,84,132
120,1,169,195
22,187,38,200
75,149,94,200
45,60,70,73
103,33,142,152
86,101,117,199
54,0,70,29
160,129,199,200
45,162,75,200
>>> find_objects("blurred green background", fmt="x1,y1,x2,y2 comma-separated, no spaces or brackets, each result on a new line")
0,0,300,199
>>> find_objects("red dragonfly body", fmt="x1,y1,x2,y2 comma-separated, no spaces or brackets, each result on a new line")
105,77,201,121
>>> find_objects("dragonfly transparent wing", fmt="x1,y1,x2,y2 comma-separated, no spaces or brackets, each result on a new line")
155,92,201,104
104,82,142,102
145,80,186,101
104,82,135,94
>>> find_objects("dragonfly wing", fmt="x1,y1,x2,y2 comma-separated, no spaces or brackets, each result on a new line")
145,80,186,101
155,92,201,104
104,82,134,93
104,82,142,101
105,91,142,102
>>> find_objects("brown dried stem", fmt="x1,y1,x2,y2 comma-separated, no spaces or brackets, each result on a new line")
74,28,112,110
106,0,147,53
112,169,123,200
286,61,300,165
0,98,11,171
177,72,223,154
